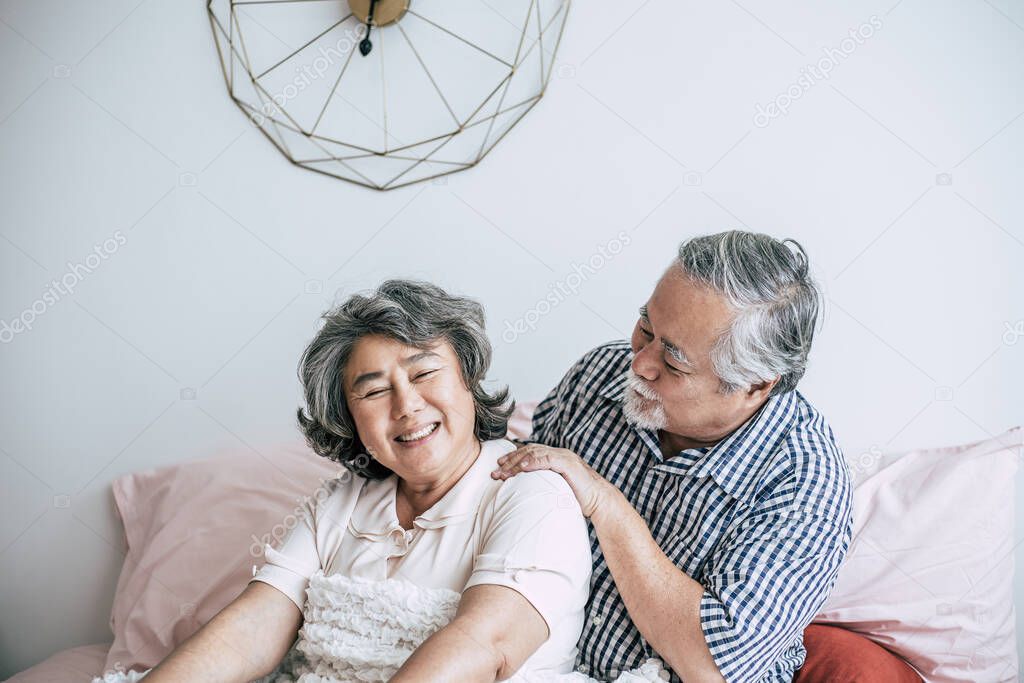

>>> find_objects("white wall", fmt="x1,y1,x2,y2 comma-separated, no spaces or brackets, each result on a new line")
1,0,1022,677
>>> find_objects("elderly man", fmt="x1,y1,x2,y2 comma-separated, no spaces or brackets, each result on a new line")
494,231,853,682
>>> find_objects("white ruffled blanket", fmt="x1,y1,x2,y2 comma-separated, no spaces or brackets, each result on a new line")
92,570,668,683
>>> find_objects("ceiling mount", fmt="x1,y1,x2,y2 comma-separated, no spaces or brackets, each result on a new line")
349,0,410,27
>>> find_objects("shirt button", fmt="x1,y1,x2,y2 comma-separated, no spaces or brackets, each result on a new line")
591,615,603,625
577,664,589,674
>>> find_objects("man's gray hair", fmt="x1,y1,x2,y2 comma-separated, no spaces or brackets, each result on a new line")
296,279,513,479
676,231,822,396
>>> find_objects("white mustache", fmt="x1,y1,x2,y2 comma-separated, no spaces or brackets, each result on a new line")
626,371,660,402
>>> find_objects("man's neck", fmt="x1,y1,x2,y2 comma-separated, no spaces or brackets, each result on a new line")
658,430,721,456
657,402,768,458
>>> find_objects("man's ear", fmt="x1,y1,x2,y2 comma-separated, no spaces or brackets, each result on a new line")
745,377,779,405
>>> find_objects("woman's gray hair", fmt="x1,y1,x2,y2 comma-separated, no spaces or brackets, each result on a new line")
296,279,514,479
676,231,822,396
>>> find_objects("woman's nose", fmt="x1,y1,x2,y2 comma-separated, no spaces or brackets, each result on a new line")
392,383,425,419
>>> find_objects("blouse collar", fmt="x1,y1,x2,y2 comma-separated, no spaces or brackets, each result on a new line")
348,438,515,540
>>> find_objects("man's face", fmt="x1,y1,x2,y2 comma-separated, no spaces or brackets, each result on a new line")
626,267,770,449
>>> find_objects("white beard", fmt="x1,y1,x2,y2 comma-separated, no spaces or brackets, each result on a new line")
621,371,669,431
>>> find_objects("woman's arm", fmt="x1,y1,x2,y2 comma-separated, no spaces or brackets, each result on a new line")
141,581,303,683
392,463,591,683
390,583,549,683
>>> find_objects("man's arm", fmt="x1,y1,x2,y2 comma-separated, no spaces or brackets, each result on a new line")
492,445,723,681
494,444,852,682
590,486,725,683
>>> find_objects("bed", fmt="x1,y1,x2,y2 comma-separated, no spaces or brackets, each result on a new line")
6,410,1019,682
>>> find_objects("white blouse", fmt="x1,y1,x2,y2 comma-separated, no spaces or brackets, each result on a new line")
249,438,593,675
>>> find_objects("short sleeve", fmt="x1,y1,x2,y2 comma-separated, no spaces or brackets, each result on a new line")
699,510,852,681
249,496,321,612
463,471,592,634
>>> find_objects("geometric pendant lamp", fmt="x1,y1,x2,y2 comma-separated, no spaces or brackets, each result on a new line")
207,0,571,190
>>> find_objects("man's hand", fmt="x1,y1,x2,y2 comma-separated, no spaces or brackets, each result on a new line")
491,444,615,518
494,444,726,681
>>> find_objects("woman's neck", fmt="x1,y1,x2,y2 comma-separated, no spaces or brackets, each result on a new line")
395,439,482,529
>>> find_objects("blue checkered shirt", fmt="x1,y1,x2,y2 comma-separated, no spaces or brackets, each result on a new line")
530,341,853,682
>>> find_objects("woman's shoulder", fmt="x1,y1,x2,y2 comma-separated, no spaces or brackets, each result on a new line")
302,470,370,523
479,439,580,510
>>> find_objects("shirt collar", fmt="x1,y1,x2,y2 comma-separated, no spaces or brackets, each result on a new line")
678,391,797,505
599,369,798,506
348,439,514,539
598,370,629,402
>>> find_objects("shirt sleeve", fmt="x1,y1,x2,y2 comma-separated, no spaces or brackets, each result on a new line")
248,495,321,612
463,470,593,635
698,510,852,681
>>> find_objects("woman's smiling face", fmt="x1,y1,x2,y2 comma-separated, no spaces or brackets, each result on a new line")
343,334,479,486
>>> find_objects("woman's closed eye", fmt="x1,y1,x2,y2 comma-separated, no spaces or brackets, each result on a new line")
359,370,438,398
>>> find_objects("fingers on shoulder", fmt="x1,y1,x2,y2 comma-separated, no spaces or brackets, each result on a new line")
494,470,583,524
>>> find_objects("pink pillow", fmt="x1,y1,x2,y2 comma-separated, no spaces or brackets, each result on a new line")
815,428,1022,682
102,443,342,676
507,400,538,441
8,643,113,683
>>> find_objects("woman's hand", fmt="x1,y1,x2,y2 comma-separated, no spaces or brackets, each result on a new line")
491,444,615,518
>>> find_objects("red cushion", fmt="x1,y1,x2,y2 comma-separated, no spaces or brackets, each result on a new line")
794,625,923,683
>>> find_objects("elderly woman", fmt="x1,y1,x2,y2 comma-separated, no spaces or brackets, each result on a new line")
125,280,595,683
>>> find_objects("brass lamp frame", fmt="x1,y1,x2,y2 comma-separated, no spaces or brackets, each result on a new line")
207,0,571,190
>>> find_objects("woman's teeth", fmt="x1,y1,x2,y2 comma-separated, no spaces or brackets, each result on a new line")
396,422,439,442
